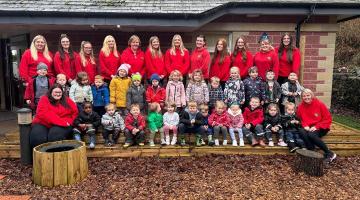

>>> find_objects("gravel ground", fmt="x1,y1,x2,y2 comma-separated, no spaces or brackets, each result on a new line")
1,155,360,200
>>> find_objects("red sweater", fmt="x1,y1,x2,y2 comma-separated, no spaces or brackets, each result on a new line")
121,47,145,77
208,111,231,127
24,76,55,109
253,50,279,80
146,86,166,104
231,51,253,79
190,48,211,79
32,96,78,128
209,54,231,81
54,51,77,80
164,48,190,76
125,114,146,131
144,48,166,79
99,50,121,80
275,47,301,77
297,98,332,130
19,49,54,83
243,107,264,126
74,54,98,83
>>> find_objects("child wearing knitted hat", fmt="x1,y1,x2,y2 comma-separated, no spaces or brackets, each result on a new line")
110,64,132,116
127,73,146,113
145,73,166,110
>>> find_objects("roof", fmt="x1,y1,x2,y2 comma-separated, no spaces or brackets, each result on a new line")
0,0,359,14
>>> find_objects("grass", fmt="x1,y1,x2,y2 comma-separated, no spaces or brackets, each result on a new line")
333,114,360,131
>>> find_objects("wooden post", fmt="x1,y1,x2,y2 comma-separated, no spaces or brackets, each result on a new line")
299,35,306,84
294,149,324,176
33,140,88,187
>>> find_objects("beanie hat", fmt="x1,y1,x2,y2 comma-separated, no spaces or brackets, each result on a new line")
37,62,48,71
150,73,161,82
117,63,131,75
131,73,142,81
259,32,270,43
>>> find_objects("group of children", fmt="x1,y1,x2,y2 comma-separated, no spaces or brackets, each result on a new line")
25,61,306,152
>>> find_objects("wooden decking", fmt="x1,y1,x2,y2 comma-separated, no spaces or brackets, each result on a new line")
0,122,360,158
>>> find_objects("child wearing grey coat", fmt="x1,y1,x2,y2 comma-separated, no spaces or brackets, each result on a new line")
101,104,125,146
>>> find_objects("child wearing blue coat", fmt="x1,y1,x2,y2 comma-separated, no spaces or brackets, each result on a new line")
91,75,110,116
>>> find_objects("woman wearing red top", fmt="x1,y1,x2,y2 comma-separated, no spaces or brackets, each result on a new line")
29,84,78,151
209,38,231,88
275,33,301,85
145,36,166,84
297,89,336,163
165,34,190,81
54,34,77,83
190,35,210,81
99,35,121,83
253,34,279,80
231,36,253,80
121,35,145,77
74,41,97,83
19,35,54,84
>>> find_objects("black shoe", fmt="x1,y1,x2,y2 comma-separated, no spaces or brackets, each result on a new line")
325,152,337,163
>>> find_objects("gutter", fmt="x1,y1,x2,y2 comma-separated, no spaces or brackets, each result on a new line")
295,4,316,48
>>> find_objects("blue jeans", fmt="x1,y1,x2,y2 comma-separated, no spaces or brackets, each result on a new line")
229,128,243,141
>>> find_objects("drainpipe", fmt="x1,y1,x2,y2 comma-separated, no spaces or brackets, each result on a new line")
295,4,316,48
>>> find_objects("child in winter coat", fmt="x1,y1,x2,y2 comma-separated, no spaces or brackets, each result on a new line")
209,76,224,112
127,73,146,113
224,66,245,107
199,104,214,146
56,73,69,96
281,72,304,106
178,101,205,146
123,104,146,148
24,62,55,112
166,70,186,113
209,101,231,146
163,102,179,145
242,97,265,147
186,69,209,105
263,103,287,147
110,64,132,116
282,102,305,153
243,66,266,106
73,101,101,149
264,70,281,108
147,102,164,146
69,71,93,112
146,73,166,109
101,103,125,146
91,75,109,116
227,103,244,146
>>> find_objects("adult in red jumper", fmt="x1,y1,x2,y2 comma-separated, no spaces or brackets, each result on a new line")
121,35,145,77
231,36,253,80
99,35,121,83
19,35,54,84
297,89,336,163
209,38,231,88
74,41,97,83
165,34,190,80
145,36,166,83
29,84,78,151
54,34,77,83
275,33,301,85
190,35,211,81
253,33,279,80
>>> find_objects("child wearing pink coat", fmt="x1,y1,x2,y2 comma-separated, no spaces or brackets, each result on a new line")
227,103,244,146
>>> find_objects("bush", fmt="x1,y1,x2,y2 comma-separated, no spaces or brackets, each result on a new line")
332,73,360,113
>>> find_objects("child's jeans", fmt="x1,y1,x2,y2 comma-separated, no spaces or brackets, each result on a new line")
285,130,305,150
213,126,228,140
229,128,243,141
163,125,177,137
73,124,96,144
149,127,164,143
178,124,205,140
102,128,121,143
265,127,285,142
242,124,264,143
124,128,145,145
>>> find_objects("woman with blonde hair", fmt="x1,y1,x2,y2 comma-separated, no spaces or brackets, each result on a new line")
209,38,231,88
231,36,253,79
19,35,54,84
74,41,97,83
145,36,166,83
165,34,190,81
54,34,77,83
121,35,145,77
99,35,121,83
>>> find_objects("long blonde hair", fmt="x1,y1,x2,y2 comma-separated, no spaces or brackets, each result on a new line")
30,35,52,62
170,34,186,56
148,36,163,58
79,41,95,66
101,35,119,57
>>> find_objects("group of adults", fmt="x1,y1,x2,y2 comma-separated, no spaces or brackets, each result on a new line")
20,32,334,160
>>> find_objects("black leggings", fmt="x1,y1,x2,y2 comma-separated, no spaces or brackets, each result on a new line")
298,128,332,155
30,124,73,149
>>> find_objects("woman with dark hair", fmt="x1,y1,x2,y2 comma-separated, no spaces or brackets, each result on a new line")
209,38,231,88
190,35,211,81
231,36,253,80
29,83,78,150
54,34,77,83
275,33,301,85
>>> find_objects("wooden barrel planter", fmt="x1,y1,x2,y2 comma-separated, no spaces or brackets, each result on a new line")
33,140,88,187
294,149,324,177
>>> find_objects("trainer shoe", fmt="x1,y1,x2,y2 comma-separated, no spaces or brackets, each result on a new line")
223,140,228,146
239,139,245,147
268,141,274,147
232,140,238,146
149,141,155,147
123,143,131,148
278,141,288,147
214,139,220,146
89,142,95,149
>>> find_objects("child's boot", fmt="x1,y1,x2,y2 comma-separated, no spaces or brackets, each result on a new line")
180,136,186,146
170,136,177,145
208,135,215,146
214,139,220,146
73,128,81,141
223,140,228,146
239,138,245,146
165,135,170,145
195,134,202,146
259,139,266,147
88,132,96,149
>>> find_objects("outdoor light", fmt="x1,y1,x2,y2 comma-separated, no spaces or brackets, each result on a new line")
116,25,121,29
17,108,32,125
17,108,33,165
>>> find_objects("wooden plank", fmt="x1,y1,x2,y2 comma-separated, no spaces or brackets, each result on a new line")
67,148,81,185
78,145,88,180
40,152,54,187
53,151,68,186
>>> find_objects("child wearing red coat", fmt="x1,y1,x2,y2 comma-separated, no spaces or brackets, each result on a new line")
208,101,231,146
146,74,166,109
123,104,146,147
242,97,265,147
